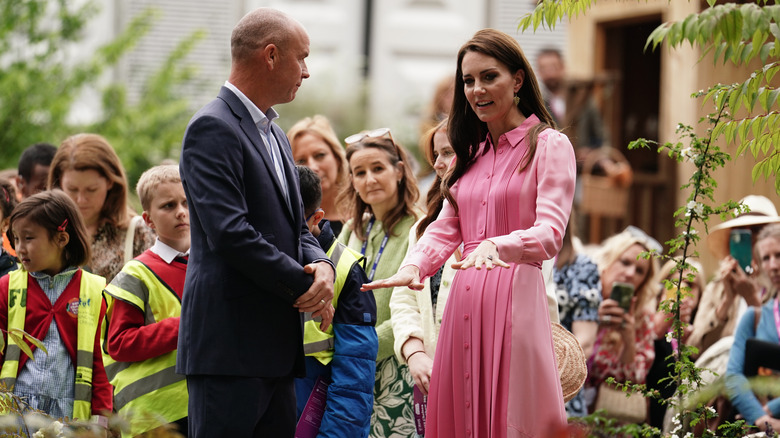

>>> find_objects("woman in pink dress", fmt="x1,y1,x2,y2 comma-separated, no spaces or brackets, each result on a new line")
364,29,575,437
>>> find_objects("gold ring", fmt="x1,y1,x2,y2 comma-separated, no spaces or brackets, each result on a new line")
320,300,325,305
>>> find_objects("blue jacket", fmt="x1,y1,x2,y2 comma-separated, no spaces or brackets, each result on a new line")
725,298,780,424
295,221,378,438
0,250,17,279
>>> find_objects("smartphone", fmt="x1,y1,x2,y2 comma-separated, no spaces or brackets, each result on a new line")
729,229,753,274
610,282,635,312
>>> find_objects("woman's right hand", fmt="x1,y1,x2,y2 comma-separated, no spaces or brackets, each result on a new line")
407,351,434,395
598,298,628,329
754,414,780,431
361,265,423,291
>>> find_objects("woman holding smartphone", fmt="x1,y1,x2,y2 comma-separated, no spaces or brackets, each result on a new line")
586,226,660,419
725,223,780,431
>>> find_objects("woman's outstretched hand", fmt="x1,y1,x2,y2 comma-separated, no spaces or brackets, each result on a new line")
451,240,509,271
361,265,423,291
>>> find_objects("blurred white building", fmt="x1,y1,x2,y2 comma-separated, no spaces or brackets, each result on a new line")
84,0,566,136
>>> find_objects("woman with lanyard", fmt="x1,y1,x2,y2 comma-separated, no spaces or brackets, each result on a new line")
337,127,420,437
725,223,780,431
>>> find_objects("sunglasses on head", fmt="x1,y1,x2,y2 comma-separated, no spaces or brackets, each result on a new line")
624,225,663,253
345,128,394,146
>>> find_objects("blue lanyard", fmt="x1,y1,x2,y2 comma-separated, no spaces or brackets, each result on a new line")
360,217,389,282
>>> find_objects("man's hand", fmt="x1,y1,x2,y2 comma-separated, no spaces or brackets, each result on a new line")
295,261,335,330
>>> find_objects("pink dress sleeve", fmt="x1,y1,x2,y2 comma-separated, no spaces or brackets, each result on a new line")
488,129,575,263
403,190,462,280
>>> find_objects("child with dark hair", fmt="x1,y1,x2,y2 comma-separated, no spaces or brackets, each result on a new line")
295,165,378,437
0,178,18,277
16,142,57,199
0,189,111,427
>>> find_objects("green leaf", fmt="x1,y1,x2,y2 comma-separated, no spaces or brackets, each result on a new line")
8,328,47,354
6,331,34,361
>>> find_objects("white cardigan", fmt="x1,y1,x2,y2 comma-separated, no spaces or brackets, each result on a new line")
390,218,561,364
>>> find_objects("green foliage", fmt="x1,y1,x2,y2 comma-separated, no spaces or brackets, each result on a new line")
86,28,207,189
0,0,201,198
518,0,595,32
0,0,151,171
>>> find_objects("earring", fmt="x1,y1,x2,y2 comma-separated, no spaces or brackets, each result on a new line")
513,94,520,105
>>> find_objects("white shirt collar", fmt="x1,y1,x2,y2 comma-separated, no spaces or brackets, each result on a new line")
151,238,189,264
224,81,279,134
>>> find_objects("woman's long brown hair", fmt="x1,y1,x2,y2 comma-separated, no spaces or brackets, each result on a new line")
444,29,556,213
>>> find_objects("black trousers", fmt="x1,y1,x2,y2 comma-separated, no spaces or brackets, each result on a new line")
187,374,296,437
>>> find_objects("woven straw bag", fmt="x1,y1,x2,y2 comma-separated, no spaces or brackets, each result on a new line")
594,381,647,423
552,323,587,402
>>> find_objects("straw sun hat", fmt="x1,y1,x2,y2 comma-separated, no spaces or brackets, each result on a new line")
707,195,780,260
552,322,587,402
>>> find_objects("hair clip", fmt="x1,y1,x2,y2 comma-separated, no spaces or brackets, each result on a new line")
1,187,8,203
57,219,68,232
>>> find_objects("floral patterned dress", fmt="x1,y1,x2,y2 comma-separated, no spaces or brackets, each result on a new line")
88,219,156,282
553,253,601,417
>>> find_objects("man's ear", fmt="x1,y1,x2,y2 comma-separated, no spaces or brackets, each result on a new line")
142,211,155,229
263,44,278,69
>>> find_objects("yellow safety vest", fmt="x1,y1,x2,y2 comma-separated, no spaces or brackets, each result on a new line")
102,260,187,437
0,269,105,420
303,242,365,365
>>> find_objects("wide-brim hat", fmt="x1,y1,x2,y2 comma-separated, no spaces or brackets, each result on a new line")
552,322,587,402
707,195,780,259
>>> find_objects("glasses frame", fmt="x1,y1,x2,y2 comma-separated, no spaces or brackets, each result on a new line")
344,128,394,146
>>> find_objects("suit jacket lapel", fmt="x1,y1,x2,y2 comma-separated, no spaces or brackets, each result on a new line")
218,87,293,220
271,124,299,221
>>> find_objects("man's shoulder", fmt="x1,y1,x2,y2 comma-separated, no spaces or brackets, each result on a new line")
189,95,233,123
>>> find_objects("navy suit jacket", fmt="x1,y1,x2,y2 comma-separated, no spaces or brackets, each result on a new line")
177,86,328,378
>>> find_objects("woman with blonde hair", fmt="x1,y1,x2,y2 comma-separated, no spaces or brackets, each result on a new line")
48,133,155,281
337,128,420,437
586,226,660,420
288,115,349,236
647,257,704,427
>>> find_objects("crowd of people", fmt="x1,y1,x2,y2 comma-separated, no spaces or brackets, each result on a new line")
0,6,778,438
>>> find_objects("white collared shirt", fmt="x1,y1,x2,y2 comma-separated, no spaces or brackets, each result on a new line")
151,238,189,264
224,81,288,200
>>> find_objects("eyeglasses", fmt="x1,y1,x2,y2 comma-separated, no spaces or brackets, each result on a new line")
345,128,394,146
624,225,663,253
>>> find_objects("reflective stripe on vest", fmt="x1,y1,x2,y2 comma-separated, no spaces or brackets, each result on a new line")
1,269,105,420
302,242,365,365
102,260,187,436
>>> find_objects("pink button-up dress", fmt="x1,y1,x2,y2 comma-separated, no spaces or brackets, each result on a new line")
404,115,575,437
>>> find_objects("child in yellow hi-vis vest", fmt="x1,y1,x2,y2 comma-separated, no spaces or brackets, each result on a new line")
102,164,190,437
0,190,111,429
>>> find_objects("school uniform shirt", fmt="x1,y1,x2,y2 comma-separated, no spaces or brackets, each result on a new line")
106,239,187,361
0,268,112,417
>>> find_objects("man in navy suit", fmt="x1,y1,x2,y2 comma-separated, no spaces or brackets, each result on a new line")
177,8,335,437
